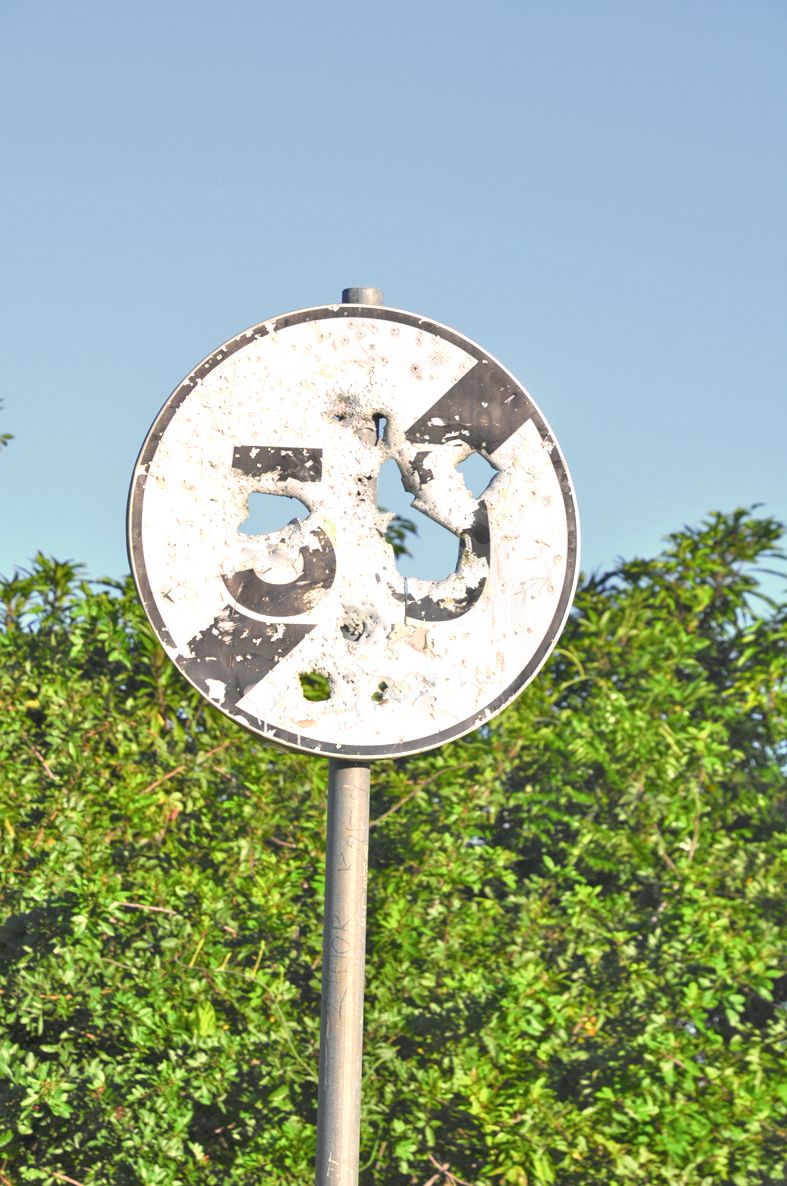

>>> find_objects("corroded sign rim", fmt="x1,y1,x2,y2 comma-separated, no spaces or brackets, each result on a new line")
128,304,580,758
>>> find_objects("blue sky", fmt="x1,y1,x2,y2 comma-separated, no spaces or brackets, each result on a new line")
1,0,785,582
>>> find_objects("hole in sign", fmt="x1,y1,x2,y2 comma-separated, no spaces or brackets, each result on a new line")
373,413,388,445
239,493,310,536
299,671,331,702
376,459,460,581
372,680,388,703
457,452,497,498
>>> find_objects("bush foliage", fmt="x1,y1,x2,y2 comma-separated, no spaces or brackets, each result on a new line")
0,510,785,1185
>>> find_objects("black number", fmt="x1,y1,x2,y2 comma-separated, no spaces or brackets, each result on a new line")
399,359,527,622
222,446,337,619
182,446,333,709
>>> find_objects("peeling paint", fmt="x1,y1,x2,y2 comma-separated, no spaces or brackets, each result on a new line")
128,305,579,759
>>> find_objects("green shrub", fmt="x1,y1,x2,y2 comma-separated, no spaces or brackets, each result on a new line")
0,511,784,1184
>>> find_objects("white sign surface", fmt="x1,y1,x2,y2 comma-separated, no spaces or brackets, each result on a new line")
128,305,579,758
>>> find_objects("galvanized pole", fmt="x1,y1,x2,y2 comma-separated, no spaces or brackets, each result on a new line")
314,286,382,1186
315,760,371,1184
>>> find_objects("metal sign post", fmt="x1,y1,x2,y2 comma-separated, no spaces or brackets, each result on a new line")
316,758,370,1183
127,286,579,1186
313,288,380,1186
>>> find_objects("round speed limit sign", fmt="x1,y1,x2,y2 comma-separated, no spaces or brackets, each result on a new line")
128,304,579,759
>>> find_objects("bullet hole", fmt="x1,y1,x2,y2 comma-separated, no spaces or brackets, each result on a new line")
299,671,331,702
341,613,369,642
373,413,388,444
457,452,497,498
372,680,388,703
376,458,459,580
239,493,310,536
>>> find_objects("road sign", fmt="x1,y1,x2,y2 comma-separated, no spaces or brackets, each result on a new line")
128,303,579,759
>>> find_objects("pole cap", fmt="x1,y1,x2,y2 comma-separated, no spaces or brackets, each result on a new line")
341,287,384,306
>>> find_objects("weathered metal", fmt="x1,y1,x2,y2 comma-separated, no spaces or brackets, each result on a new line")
127,305,579,760
341,286,384,306
315,759,370,1186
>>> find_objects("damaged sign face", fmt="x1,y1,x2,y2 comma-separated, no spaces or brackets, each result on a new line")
128,304,579,759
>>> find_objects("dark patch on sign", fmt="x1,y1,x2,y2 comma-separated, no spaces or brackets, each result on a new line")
222,528,337,618
182,608,314,710
232,446,322,483
405,360,530,454
410,450,435,486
